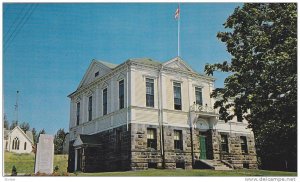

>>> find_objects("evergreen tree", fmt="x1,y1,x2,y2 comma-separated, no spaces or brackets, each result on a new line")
54,128,66,154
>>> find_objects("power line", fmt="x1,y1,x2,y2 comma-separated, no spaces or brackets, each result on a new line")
4,4,33,47
4,4,38,51
4,4,27,42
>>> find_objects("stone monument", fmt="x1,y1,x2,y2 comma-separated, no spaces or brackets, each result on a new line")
34,134,54,174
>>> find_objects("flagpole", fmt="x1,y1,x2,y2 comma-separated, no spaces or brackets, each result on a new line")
177,4,180,57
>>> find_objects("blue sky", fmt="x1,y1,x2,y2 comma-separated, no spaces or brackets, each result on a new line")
3,3,241,134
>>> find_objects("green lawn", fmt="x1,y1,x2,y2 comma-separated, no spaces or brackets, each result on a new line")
73,169,297,176
4,152,297,176
4,152,68,175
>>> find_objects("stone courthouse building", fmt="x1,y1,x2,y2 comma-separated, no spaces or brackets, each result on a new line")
67,57,257,172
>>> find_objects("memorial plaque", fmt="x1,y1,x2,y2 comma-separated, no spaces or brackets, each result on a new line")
34,134,54,174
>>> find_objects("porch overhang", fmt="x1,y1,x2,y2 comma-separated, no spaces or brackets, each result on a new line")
73,134,102,148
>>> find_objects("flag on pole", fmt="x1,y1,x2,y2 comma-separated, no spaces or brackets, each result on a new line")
175,5,180,20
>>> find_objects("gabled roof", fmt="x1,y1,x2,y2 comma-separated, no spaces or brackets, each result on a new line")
77,59,119,89
129,58,161,67
9,126,34,144
163,56,196,73
25,131,34,143
98,60,118,69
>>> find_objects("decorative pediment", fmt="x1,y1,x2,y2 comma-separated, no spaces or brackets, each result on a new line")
77,60,116,89
101,81,109,89
194,118,209,131
117,73,126,81
163,57,195,73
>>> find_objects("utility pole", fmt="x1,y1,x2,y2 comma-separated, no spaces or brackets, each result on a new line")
14,90,19,123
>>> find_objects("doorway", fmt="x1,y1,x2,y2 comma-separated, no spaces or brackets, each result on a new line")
76,148,82,171
199,134,207,159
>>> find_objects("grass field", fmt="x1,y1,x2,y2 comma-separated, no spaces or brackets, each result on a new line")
73,169,297,176
4,152,68,175
4,152,297,176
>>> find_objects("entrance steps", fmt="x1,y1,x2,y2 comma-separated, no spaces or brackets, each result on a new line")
195,160,233,170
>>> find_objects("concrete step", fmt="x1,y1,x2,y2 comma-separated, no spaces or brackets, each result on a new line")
197,160,233,170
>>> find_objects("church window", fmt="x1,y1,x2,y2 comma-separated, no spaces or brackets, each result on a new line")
12,137,19,150
24,142,27,150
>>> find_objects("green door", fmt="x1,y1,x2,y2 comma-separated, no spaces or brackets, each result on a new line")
200,136,207,159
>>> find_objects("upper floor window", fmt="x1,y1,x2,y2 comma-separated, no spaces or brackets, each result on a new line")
12,137,19,150
240,136,248,154
88,96,92,121
119,80,124,109
76,102,80,125
174,130,183,150
221,134,229,153
195,87,203,105
146,78,154,107
103,88,107,115
147,128,157,150
95,71,99,77
173,82,182,110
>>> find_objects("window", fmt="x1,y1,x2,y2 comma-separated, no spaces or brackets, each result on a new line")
146,78,154,107
173,82,182,110
95,71,99,77
103,88,107,115
147,128,157,150
174,130,183,150
88,96,92,121
12,137,19,150
5,141,8,150
24,142,27,150
195,87,203,105
221,135,229,153
240,136,248,154
119,80,124,109
76,102,80,125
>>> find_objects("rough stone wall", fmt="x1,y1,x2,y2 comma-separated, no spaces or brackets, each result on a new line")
98,124,131,171
218,132,258,169
163,125,193,169
68,123,257,172
130,123,163,170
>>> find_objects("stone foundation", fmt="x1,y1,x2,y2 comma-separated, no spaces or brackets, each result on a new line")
68,123,257,172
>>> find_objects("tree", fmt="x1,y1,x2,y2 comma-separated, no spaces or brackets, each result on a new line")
19,122,30,132
31,128,38,144
205,3,297,171
54,128,66,154
9,120,18,130
3,114,9,130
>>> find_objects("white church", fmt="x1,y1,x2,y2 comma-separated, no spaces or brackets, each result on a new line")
4,126,34,153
